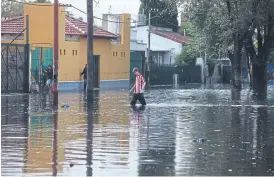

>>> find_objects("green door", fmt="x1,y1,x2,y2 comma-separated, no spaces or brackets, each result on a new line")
31,48,41,82
31,47,53,83
130,51,143,89
42,48,53,68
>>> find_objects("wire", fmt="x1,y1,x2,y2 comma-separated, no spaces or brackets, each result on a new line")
1,28,26,52
5,0,181,24
159,18,179,28
70,5,180,24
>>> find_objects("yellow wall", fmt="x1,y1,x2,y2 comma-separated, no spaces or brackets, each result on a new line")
1,4,131,83
78,14,131,81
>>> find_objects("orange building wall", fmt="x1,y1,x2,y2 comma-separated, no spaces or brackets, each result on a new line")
1,4,131,84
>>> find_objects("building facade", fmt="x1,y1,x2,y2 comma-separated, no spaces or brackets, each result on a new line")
1,3,131,91
130,26,187,65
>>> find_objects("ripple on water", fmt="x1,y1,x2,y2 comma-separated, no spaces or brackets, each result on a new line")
1,87,274,176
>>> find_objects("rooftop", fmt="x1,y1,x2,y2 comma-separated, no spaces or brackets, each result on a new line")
131,25,188,43
151,30,188,43
1,16,118,39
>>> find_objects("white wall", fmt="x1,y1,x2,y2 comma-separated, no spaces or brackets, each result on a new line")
163,51,176,65
130,41,147,57
65,34,80,41
102,14,122,35
130,28,147,57
1,34,24,40
132,26,183,64
130,29,137,41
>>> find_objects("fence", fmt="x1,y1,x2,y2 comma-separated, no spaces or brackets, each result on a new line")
178,65,202,83
221,64,274,83
150,64,176,85
150,64,202,85
1,43,29,93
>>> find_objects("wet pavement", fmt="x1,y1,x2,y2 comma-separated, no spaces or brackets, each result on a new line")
1,84,274,176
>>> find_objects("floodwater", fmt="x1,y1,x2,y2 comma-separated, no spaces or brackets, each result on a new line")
1,84,274,176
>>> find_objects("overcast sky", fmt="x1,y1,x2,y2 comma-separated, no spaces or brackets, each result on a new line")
51,0,141,25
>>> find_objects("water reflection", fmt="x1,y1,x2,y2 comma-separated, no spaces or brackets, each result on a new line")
138,105,176,176
1,95,29,176
1,86,274,176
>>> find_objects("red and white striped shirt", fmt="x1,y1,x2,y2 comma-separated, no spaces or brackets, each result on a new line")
132,73,146,94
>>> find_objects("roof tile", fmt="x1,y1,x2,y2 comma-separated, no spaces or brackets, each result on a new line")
151,30,188,43
1,16,118,39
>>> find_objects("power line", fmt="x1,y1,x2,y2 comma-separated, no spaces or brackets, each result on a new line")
5,0,182,24
69,5,178,24
1,28,26,52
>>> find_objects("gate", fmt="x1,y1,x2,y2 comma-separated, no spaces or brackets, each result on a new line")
1,43,29,93
150,64,176,85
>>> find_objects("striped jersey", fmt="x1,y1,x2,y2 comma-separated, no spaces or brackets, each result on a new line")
133,73,146,94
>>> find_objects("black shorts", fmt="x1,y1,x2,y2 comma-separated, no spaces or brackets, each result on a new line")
130,93,146,106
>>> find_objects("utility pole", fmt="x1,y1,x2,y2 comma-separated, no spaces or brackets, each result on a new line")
87,0,94,101
53,0,59,106
24,15,30,93
204,51,207,84
147,10,151,88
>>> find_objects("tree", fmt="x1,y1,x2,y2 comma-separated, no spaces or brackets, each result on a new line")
1,0,51,19
175,44,197,65
183,0,274,96
1,0,24,19
66,11,74,17
182,0,259,90
139,0,179,32
244,0,274,96
33,0,50,2
178,20,221,66
176,21,203,65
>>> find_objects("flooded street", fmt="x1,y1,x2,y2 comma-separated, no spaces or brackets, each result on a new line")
1,84,274,176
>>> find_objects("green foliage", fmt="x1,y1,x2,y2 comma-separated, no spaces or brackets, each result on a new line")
139,0,179,32
175,44,197,66
181,0,274,63
1,0,25,19
1,0,50,19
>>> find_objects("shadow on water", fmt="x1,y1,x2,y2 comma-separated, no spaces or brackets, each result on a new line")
1,85,274,176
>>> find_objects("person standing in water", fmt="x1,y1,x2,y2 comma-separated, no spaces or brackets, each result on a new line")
45,65,53,89
130,67,146,106
80,64,87,91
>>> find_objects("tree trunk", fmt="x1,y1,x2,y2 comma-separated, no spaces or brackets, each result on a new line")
231,45,242,90
252,62,267,99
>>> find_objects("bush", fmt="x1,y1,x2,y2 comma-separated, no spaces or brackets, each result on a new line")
175,44,197,66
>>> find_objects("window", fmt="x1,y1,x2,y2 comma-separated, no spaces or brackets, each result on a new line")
158,56,163,65
75,50,77,55
64,49,66,55
124,52,126,57
60,49,62,55
152,56,156,63
73,50,74,55
113,51,115,56
116,52,118,56
121,52,123,57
